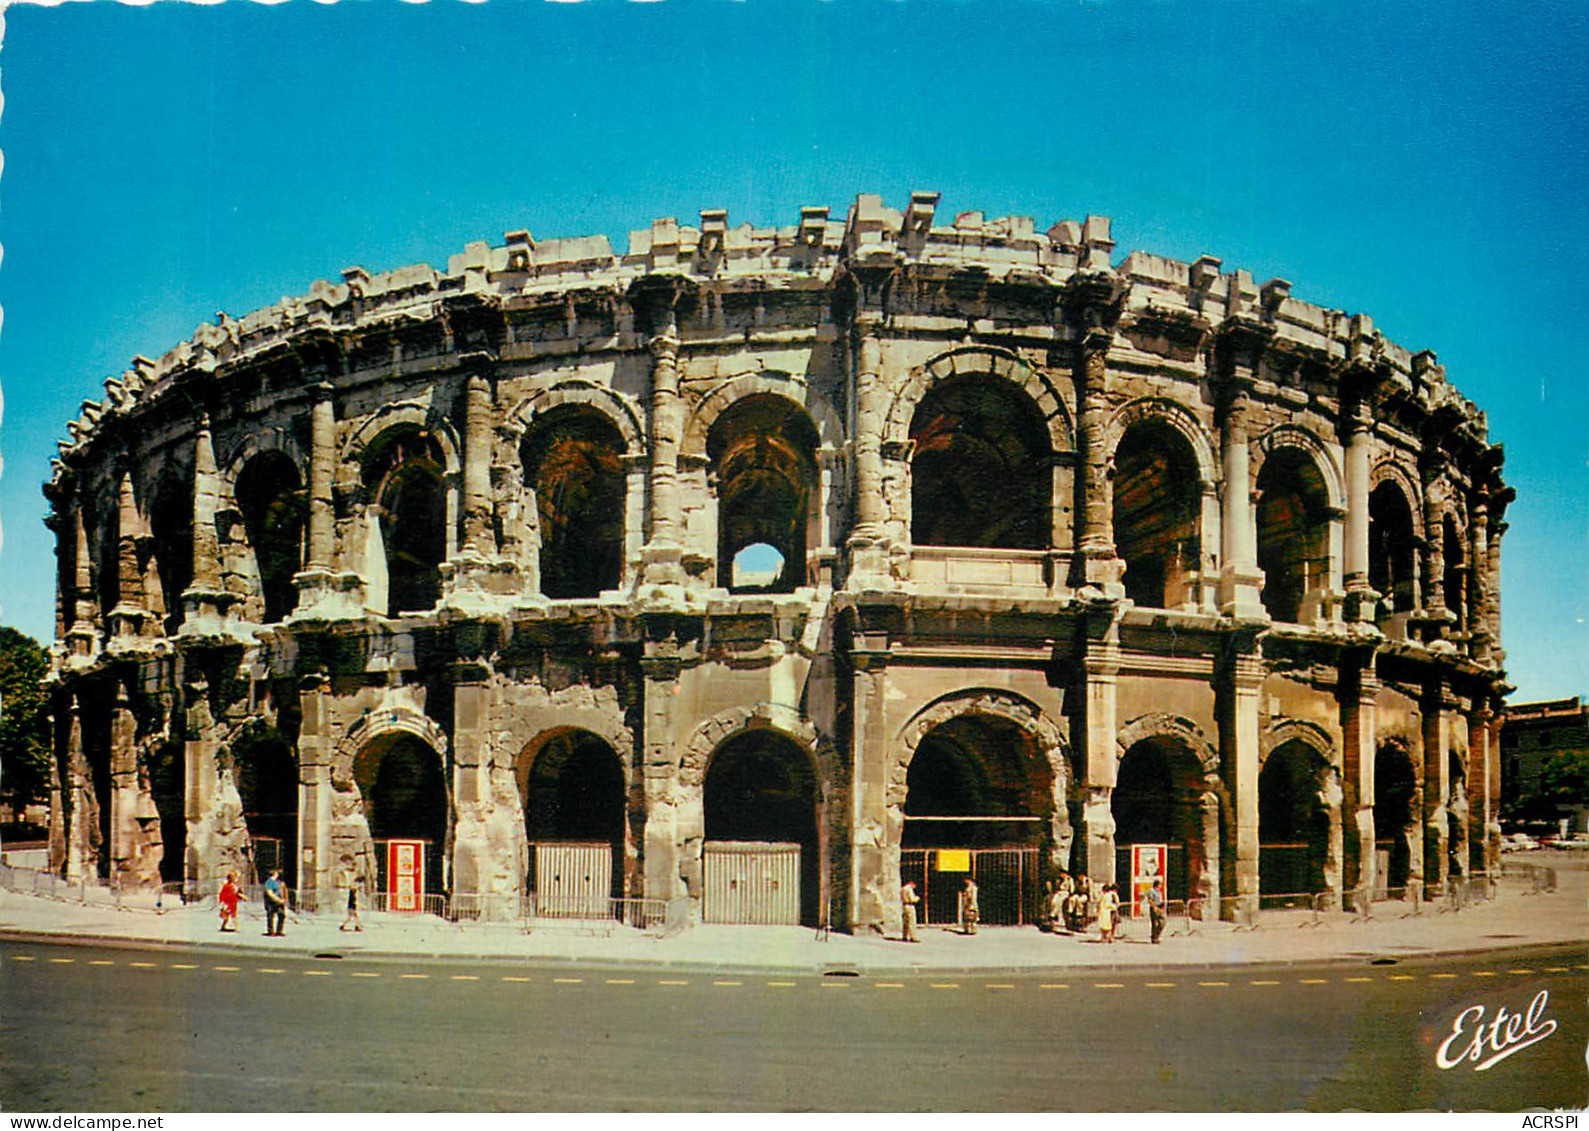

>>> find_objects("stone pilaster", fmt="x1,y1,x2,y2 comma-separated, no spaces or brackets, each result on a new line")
1340,661,1378,898
106,473,154,640
1421,678,1452,891
848,633,892,933
1079,625,1121,883
63,698,95,883
1467,501,1491,662
294,673,335,905
293,381,364,618
450,663,518,916
1419,481,1452,645
461,372,494,554
66,507,98,661
639,641,686,908
1221,638,1264,916
640,311,685,587
1485,705,1504,872
1468,702,1496,875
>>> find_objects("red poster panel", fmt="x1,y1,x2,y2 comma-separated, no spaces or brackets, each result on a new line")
387,839,425,912
1130,843,1167,917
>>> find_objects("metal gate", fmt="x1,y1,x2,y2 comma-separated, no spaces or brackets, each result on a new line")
533,842,613,918
703,841,800,925
899,848,1039,925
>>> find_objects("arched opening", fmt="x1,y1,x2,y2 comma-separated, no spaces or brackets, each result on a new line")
909,377,1050,550
235,453,306,624
1443,515,1466,631
1259,741,1329,895
366,431,447,615
355,733,448,899
1113,420,1203,609
522,408,626,599
703,730,820,926
519,729,626,911
1256,448,1332,623
901,714,1049,925
1369,481,1416,629
1374,744,1418,891
234,729,298,886
149,479,193,635
708,395,818,593
1113,737,1213,904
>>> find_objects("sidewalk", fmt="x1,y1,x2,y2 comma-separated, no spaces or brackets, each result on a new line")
2,857,1584,975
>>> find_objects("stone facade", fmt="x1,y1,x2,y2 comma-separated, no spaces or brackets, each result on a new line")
42,192,1511,930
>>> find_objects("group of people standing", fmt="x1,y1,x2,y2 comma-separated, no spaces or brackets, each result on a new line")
898,871,1168,944
216,870,291,936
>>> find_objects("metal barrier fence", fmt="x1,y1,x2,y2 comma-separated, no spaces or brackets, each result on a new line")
899,848,1041,926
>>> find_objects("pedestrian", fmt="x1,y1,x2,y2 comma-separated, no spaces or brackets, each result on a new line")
1146,877,1167,944
263,869,288,937
900,880,920,943
341,878,363,932
959,877,979,935
1051,871,1073,932
218,871,243,932
1098,882,1120,944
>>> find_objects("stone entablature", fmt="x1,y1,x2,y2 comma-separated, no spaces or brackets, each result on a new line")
42,193,1510,934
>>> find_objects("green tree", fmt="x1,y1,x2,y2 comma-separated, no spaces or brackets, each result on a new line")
1539,749,1589,810
0,627,52,814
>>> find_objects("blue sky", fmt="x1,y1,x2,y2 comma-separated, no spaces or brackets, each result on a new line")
1,1,1584,700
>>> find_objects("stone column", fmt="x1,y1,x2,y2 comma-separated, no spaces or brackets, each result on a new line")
67,507,98,659
1216,372,1265,620
63,697,93,883
461,372,495,555
1487,520,1506,652
1467,501,1490,662
1077,611,1122,883
1420,487,1449,643
1223,643,1264,917
109,683,138,886
1340,662,1378,900
450,664,515,915
182,417,232,631
1342,402,1376,622
639,646,686,908
1075,330,1124,594
307,382,337,571
1485,705,1504,873
849,639,893,933
107,473,150,639
640,312,685,586
1468,703,1494,875
847,319,891,584
1421,679,1452,892
295,673,335,908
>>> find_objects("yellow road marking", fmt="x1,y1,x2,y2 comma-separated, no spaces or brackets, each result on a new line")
1575,964,1589,971
987,983,1015,989
1040,983,1070,989
606,978,635,985
450,975,479,981
820,981,849,988
1507,969,1535,975
1389,975,1416,981
1299,978,1328,985
1472,971,1496,977
399,973,429,980
1198,981,1228,987
89,960,115,966
352,972,382,979
875,982,904,989
305,971,333,977
49,958,75,964
1544,966,1570,973
130,962,158,969
1146,982,1176,988
10,956,36,962
658,979,688,986
257,968,285,975
713,980,742,987
500,976,530,983
214,966,240,972
767,981,797,987
1345,977,1373,983
553,977,583,984
171,964,198,970
930,983,960,989
1431,973,1458,979
1096,983,1126,989
1250,980,1280,986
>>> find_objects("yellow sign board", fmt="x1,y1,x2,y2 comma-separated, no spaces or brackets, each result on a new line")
935,849,971,872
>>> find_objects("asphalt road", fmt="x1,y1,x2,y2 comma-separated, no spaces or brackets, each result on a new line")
1,938,1584,1111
